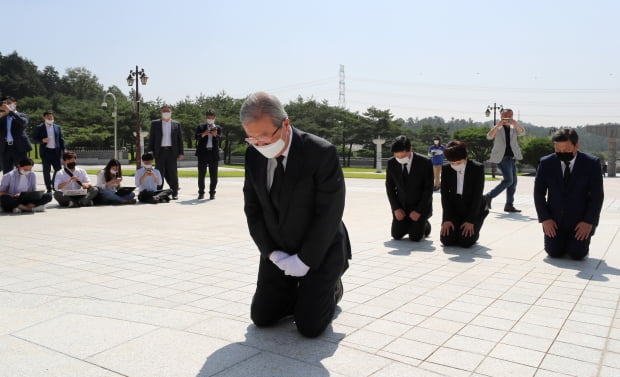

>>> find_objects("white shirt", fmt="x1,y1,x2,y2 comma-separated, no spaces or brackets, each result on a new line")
267,128,293,190
45,124,56,149
161,120,172,146
54,167,91,190
562,156,576,176
456,167,465,195
96,170,120,192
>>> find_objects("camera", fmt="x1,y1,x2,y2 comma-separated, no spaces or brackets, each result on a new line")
146,168,152,172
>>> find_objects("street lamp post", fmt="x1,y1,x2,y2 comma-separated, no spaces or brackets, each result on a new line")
127,66,148,168
101,92,118,160
485,103,503,178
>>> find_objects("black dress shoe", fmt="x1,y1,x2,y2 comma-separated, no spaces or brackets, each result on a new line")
209,194,215,200
197,194,204,199
504,206,521,213
335,278,343,305
424,221,431,237
171,195,178,200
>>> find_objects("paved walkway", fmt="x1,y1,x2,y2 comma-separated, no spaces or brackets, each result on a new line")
1,173,620,377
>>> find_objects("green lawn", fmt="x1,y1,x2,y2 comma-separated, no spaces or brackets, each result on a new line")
82,165,519,180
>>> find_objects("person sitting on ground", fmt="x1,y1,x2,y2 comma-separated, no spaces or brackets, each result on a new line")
439,141,489,248
95,158,136,205
53,151,99,207
0,157,52,213
135,153,172,203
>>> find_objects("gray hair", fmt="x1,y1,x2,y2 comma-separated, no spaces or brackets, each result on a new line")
239,92,288,128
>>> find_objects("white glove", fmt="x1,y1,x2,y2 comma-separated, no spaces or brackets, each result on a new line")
269,251,289,267
277,254,310,277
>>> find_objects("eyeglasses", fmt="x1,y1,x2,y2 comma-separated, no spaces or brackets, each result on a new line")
245,126,282,145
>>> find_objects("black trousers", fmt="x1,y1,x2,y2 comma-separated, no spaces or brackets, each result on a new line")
1,192,52,212
251,256,340,338
2,144,27,174
440,219,483,248
391,216,429,241
544,226,592,260
156,148,179,195
197,159,218,195
41,148,62,191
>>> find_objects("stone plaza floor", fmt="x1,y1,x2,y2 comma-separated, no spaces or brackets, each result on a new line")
1,172,620,377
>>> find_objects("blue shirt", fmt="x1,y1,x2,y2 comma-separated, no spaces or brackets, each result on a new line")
428,144,445,166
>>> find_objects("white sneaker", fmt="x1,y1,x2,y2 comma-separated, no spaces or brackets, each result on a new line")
33,205,46,212
12,208,22,214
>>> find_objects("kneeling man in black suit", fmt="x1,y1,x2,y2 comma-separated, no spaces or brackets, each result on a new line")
241,92,351,338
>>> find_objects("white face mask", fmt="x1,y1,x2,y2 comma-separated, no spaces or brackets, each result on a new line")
110,169,118,175
142,164,152,169
19,169,31,175
161,112,171,120
206,119,215,125
254,138,285,159
45,119,54,126
395,156,410,165
434,140,439,145
450,162,466,173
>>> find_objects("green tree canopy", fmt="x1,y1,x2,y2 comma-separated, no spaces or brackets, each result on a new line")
452,127,493,162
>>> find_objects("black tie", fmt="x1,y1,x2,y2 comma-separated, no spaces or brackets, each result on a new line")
563,162,571,186
270,156,285,213
402,163,408,184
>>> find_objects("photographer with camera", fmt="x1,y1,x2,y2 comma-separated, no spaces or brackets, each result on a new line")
135,153,172,203
195,109,222,200
1,96,32,174
483,108,526,213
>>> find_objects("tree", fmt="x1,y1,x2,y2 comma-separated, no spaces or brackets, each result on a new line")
453,127,493,162
61,67,103,100
521,136,554,168
0,51,46,98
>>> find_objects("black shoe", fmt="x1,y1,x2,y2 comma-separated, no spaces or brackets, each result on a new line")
197,194,204,200
504,206,521,213
424,221,431,237
171,195,178,200
209,194,215,200
335,278,343,305
484,194,492,210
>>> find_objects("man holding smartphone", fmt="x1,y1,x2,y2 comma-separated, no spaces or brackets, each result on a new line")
484,109,526,213
0,96,32,174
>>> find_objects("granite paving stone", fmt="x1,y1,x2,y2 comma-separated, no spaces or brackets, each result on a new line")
1,172,620,376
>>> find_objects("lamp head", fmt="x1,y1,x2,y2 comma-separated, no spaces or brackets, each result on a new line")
140,73,148,85
101,101,108,109
126,73,135,87
485,108,491,117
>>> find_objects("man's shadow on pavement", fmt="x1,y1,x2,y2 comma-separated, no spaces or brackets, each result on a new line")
197,323,344,376
441,244,492,263
384,239,436,256
544,257,620,281
493,212,537,222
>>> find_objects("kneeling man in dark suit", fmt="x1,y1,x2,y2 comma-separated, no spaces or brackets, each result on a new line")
241,92,351,338
534,128,604,260
440,141,488,247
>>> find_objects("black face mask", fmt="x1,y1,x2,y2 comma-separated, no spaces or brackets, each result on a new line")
67,162,76,169
556,152,574,162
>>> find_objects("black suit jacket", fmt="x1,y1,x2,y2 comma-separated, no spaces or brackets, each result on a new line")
33,123,65,159
148,119,184,159
534,151,604,228
441,159,486,224
194,123,222,162
243,127,350,273
385,152,433,218
0,111,31,155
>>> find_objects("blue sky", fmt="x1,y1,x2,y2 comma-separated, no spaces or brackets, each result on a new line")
6,0,619,127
